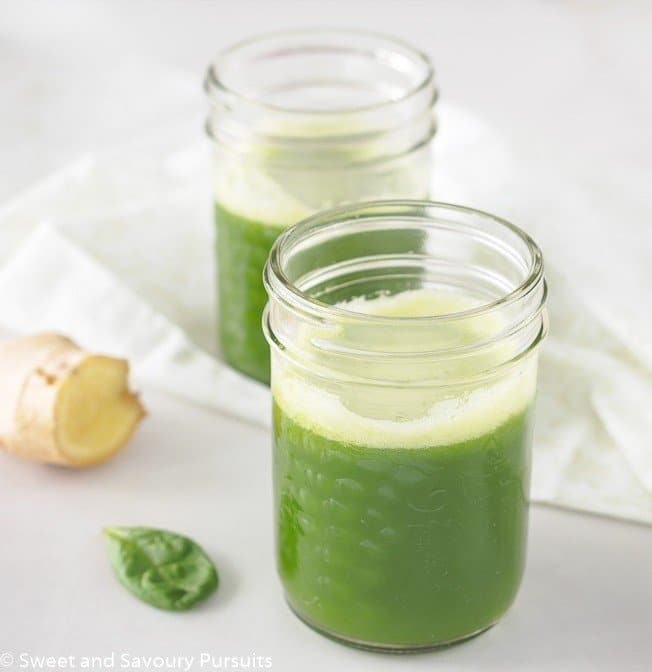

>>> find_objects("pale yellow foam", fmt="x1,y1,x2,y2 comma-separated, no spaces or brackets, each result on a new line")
340,289,478,317
273,289,537,449
215,154,312,227
213,119,426,226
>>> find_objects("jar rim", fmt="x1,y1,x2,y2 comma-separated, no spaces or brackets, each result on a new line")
264,199,545,326
205,27,435,117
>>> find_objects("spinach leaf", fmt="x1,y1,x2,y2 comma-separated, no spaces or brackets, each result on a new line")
103,526,218,611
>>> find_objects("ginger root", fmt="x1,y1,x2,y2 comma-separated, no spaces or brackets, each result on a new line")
0,333,145,467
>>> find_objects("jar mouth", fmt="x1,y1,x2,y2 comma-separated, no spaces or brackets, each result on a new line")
265,200,545,327
205,28,435,118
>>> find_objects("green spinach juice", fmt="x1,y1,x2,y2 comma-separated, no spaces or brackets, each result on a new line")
269,289,540,649
215,203,286,383
205,30,437,384
273,404,533,647
212,154,313,383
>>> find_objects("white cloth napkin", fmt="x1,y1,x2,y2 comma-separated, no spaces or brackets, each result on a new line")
0,104,650,524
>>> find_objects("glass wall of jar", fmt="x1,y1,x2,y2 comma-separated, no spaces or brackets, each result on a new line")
263,201,548,651
205,30,437,383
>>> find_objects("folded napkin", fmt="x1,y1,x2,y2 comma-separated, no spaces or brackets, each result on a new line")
0,104,649,524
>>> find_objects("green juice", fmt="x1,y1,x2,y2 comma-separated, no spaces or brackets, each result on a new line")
273,403,533,647
270,289,537,649
215,202,281,383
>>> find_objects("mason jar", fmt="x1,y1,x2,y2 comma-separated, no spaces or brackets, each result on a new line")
263,201,548,651
205,30,437,383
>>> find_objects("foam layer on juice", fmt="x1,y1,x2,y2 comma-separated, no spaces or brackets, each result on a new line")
214,154,312,228
213,120,427,227
273,289,537,449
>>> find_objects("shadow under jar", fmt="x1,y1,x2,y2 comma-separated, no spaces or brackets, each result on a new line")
263,201,548,651
205,30,437,383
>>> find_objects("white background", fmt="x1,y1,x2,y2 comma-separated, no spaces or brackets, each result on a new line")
1,2,650,671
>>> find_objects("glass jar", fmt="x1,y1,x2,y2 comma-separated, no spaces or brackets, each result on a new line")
205,30,437,383
263,201,548,651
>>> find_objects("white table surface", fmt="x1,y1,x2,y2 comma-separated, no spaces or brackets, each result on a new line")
2,389,650,672
1,2,650,671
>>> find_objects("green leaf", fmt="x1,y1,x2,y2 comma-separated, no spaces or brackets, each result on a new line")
103,526,218,611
